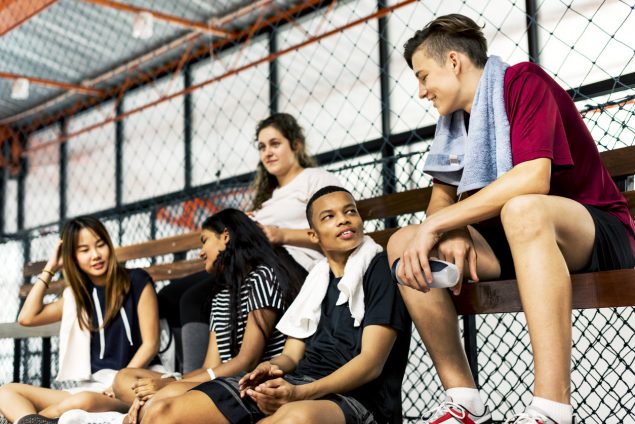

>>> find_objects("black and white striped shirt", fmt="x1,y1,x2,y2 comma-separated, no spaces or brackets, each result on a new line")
210,265,286,362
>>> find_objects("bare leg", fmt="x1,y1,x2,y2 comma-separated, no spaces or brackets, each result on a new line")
0,383,70,422
140,391,229,424
501,195,594,403
386,224,501,390
258,400,345,424
39,392,129,418
136,381,199,422
113,368,163,404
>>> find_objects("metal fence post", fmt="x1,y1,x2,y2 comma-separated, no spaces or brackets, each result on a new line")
525,0,540,65
269,28,279,115
462,315,479,388
378,0,397,229
184,65,193,191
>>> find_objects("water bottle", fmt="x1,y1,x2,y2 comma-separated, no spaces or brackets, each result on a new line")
391,257,461,288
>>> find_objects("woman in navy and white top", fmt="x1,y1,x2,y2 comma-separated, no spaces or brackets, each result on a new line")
0,216,161,423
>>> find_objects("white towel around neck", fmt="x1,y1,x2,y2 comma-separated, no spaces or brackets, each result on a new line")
276,236,383,339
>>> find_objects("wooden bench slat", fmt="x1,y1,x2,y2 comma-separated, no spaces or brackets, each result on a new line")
24,232,202,277
19,281,65,298
145,259,205,282
452,268,635,315
116,232,201,261
357,187,432,221
367,228,398,248
601,145,635,178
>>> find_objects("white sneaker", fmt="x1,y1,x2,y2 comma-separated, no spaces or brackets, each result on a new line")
58,410,125,424
421,401,492,423
505,406,575,424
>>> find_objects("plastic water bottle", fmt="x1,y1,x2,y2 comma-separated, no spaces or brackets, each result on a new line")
391,257,461,288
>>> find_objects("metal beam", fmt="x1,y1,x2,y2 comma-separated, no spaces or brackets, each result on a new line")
80,0,231,37
269,28,279,114
0,71,105,96
0,0,57,36
525,0,540,64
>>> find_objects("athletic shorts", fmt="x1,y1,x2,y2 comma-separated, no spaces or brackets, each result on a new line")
191,374,376,424
472,205,635,279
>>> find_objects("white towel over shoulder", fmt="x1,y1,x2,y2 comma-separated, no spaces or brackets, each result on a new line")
276,236,383,339
57,287,92,382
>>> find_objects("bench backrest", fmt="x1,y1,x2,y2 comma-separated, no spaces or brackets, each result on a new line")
21,146,635,312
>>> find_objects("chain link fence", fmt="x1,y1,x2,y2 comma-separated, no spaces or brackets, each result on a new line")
1,0,634,422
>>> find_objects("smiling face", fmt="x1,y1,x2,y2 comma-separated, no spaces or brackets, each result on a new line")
199,229,229,273
257,125,302,180
411,48,463,116
308,191,364,256
75,228,110,284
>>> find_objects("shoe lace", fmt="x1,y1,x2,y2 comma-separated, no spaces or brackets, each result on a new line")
421,401,467,423
505,412,548,424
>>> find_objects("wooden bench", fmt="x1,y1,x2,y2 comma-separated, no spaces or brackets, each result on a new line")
2,145,633,388
355,144,635,314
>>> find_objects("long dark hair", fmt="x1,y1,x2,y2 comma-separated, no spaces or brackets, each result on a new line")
202,208,305,356
61,216,130,331
251,113,317,210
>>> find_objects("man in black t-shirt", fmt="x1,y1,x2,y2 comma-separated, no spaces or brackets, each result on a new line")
140,186,411,424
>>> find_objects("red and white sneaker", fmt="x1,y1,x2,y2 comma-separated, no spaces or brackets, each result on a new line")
421,401,492,423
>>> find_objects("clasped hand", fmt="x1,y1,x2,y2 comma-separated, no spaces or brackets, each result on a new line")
239,362,297,415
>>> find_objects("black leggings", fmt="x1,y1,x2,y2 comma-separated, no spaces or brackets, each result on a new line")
158,270,211,328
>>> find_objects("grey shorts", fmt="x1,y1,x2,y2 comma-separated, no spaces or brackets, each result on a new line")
192,374,376,424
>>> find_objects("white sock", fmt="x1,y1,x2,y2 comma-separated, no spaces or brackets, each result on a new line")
446,387,486,416
530,397,573,424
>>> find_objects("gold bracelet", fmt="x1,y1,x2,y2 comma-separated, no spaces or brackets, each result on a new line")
42,268,55,277
37,276,50,289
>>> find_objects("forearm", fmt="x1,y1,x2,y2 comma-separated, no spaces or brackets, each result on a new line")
279,228,320,250
203,353,261,380
294,354,381,401
268,354,299,374
424,160,550,234
18,281,48,325
126,342,159,369
181,368,213,382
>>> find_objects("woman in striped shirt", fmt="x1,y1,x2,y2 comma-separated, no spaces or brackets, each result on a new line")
112,208,305,424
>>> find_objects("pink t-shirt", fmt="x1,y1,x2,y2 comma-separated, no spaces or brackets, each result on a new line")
504,62,635,252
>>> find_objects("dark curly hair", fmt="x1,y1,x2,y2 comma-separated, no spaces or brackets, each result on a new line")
403,14,487,69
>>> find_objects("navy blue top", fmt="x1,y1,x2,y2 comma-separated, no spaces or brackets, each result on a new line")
89,268,159,373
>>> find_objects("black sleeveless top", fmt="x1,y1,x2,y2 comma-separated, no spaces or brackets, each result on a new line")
88,268,160,373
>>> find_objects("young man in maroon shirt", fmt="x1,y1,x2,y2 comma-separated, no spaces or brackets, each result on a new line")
387,13,635,424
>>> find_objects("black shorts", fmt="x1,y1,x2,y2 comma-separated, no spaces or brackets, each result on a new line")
192,374,376,424
473,205,635,279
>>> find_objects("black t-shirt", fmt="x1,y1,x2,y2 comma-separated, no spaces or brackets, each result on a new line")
89,268,159,373
294,252,411,423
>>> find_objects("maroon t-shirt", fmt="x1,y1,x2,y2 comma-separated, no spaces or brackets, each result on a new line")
503,62,635,253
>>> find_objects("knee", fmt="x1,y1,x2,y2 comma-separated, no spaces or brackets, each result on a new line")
501,195,551,243
142,398,177,424
270,404,313,424
112,368,135,398
0,383,17,402
387,226,414,264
